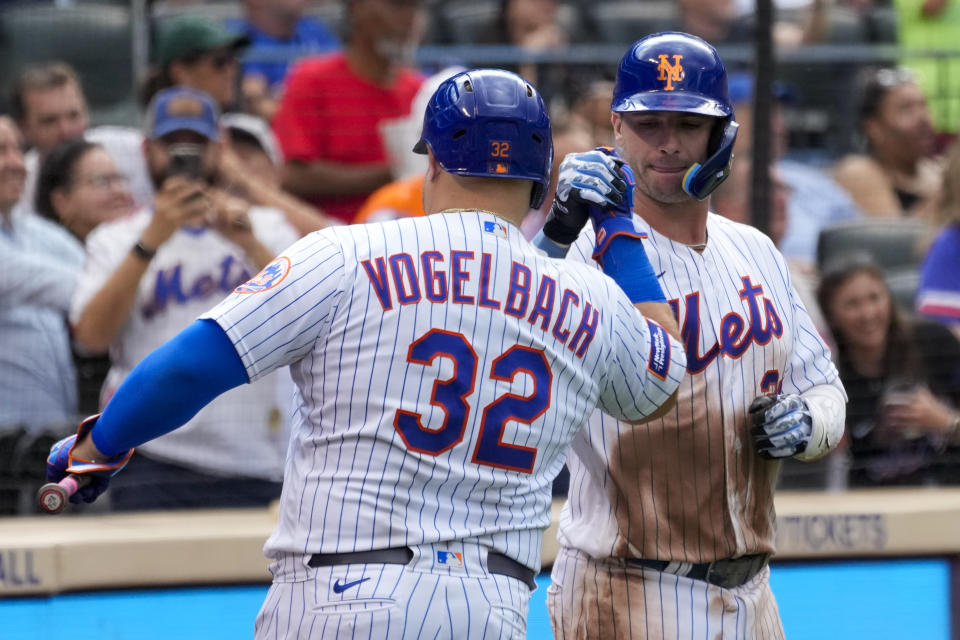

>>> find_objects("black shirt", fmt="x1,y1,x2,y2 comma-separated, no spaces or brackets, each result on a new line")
841,319,960,486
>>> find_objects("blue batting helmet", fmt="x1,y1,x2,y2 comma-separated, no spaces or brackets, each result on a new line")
413,68,553,209
612,32,738,201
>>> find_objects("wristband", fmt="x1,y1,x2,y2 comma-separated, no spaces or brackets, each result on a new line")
131,240,157,261
591,217,647,260
599,234,667,304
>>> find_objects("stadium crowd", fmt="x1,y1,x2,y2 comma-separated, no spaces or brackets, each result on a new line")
3,0,960,514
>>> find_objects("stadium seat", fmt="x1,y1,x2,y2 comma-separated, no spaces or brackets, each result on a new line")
885,268,921,310
0,4,137,126
433,0,500,44
151,1,242,23
817,218,927,310
583,0,674,44
816,218,928,273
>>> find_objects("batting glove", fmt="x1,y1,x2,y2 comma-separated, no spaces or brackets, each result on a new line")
749,394,814,459
541,148,630,246
46,414,134,504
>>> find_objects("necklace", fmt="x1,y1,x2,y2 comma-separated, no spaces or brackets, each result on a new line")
438,208,502,217
683,229,709,251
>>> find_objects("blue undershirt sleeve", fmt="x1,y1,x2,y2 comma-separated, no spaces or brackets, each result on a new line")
90,318,250,456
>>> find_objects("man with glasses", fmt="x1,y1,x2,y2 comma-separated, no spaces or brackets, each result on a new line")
68,87,299,511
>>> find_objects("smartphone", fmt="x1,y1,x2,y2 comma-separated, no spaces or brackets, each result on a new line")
166,144,205,180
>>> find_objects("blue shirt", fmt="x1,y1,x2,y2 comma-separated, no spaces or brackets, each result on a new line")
0,207,84,432
778,159,863,263
918,224,960,325
225,17,340,90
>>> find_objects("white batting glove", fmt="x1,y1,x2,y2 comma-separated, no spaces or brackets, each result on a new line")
540,149,628,246
749,394,813,459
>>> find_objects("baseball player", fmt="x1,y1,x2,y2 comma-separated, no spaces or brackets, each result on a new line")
534,33,848,638
46,69,687,639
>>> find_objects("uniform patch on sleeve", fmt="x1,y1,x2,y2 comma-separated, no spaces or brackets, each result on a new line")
646,319,670,380
235,256,291,293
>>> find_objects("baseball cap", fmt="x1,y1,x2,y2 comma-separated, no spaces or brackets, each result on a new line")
156,15,251,67
145,87,220,140
221,112,283,166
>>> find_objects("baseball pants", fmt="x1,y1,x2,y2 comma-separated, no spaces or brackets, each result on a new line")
547,547,785,640
255,544,531,639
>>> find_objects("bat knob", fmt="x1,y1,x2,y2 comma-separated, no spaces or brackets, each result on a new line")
37,482,69,514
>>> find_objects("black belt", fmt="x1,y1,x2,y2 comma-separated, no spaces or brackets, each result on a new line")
626,553,769,589
309,547,537,590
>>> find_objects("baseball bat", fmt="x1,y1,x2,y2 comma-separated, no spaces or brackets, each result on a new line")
36,474,90,514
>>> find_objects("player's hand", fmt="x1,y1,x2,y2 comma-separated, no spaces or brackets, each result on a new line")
541,148,630,246
749,394,813,459
46,415,134,504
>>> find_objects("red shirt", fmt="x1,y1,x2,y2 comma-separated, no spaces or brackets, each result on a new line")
272,54,423,223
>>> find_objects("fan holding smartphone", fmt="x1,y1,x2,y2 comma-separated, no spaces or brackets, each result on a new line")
64,87,301,511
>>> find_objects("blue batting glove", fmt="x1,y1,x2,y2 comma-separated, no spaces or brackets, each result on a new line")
749,394,814,459
46,414,134,504
541,148,630,246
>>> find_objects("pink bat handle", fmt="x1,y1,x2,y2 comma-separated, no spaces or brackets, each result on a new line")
36,475,89,514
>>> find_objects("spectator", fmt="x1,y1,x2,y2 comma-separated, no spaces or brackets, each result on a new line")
818,254,960,486
34,139,135,418
143,15,251,110
143,20,325,238
917,139,960,338
10,62,153,212
0,116,84,433
833,67,942,220
69,87,298,510
226,0,341,121
218,112,334,235
473,0,587,107
34,139,135,241
272,0,425,223
727,72,863,266
569,79,616,149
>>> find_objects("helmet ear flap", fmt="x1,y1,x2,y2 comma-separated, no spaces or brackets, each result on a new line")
682,119,739,200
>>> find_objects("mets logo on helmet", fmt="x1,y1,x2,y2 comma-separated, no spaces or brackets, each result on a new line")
657,54,684,91
235,256,291,293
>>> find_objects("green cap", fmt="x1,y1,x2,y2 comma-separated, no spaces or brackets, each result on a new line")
156,15,251,67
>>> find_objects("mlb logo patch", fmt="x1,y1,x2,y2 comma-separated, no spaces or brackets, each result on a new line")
436,551,464,568
483,220,508,239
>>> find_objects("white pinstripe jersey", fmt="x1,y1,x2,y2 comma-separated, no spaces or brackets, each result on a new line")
202,210,686,575
559,213,844,563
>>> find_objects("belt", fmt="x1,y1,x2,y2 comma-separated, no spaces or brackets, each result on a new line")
309,547,537,590
626,553,769,590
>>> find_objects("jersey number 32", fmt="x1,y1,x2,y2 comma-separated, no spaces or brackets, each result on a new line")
394,329,552,474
